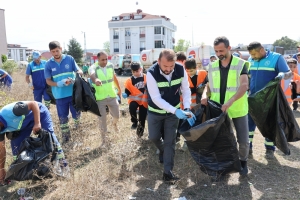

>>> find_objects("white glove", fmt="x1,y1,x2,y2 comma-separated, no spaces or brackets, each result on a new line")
28,83,33,89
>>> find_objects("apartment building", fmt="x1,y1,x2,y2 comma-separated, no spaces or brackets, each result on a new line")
0,8,7,66
108,9,177,55
7,44,27,62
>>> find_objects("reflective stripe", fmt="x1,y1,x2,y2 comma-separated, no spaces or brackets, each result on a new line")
32,68,44,72
17,115,25,129
53,72,74,79
191,103,197,107
249,131,254,136
101,78,113,84
249,67,275,71
157,78,183,88
264,141,274,146
210,87,238,93
148,103,180,114
191,96,196,99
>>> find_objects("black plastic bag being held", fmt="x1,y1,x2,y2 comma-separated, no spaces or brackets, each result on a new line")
179,100,241,177
248,79,300,155
72,73,101,117
5,129,55,181
46,85,56,105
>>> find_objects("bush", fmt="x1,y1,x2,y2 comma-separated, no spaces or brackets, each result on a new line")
2,60,17,74
1,54,7,63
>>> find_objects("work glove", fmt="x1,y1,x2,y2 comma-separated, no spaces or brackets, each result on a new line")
28,82,33,89
275,72,284,80
122,92,128,99
57,79,68,87
186,111,196,126
175,109,188,119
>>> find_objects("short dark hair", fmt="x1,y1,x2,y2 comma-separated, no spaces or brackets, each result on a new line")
49,41,61,50
176,51,187,62
159,49,176,62
287,58,297,64
214,36,230,48
247,42,263,51
210,55,217,59
184,58,197,69
97,51,108,58
130,61,141,71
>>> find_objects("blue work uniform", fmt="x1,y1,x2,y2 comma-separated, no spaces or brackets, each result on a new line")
248,50,290,151
26,60,51,108
0,101,60,157
44,54,80,143
0,69,13,90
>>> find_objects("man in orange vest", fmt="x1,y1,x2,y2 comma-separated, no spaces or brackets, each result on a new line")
122,62,148,137
282,58,300,110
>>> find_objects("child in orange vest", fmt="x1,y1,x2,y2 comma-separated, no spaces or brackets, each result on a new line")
282,58,300,110
122,62,148,137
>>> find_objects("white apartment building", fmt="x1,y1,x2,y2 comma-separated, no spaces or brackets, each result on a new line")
7,44,27,62
108,9,177,55
0,9,7,66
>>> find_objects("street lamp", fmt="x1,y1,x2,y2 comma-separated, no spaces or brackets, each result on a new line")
81,31,87,62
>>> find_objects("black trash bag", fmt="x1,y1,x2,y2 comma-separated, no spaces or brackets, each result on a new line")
5,129,55,181
72,73,101,117
248,79,300,155
179,100,241,177
46,85,56,105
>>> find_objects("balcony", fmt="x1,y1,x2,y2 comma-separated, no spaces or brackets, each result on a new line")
140,48,146,52
114,48,119,53
113,35,119,39
140,34,145,38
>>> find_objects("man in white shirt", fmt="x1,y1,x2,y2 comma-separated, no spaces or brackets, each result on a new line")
147,49,195,184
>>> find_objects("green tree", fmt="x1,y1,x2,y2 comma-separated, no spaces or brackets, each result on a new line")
65,37,83,64
103,41,110,55
273,36,298,50
174,39,190,52
2,60,17,74
1,54,7,63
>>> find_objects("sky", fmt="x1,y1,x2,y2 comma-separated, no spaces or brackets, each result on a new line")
1,0,300,51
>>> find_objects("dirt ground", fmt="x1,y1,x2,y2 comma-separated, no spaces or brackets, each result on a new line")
1,69,300,200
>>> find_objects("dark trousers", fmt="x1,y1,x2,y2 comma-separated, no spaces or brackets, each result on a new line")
129,101,147,127
293,101,298,110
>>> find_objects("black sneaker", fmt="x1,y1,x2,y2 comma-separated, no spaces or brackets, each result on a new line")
159,151,164,163
163,171,180,184
265,149,275,159
239,160,248,176
131,123,137,129
136,124,144,137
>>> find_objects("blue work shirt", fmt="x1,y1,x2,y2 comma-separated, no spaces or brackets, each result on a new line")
26,60,47,90
0,69,12,84
44,54,79,99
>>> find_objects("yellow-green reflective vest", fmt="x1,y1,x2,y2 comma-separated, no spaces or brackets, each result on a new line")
208,56,250,118
93,63,116,101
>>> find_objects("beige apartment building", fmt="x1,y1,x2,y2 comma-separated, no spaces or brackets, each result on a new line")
0,8,7,66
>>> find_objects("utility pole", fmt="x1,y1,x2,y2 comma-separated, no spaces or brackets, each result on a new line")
82,31,87,62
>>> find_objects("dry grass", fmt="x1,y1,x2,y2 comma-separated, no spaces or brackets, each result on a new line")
1,69,300,200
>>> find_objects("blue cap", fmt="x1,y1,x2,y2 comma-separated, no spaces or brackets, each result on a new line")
232,52,240,57
32,51,41,60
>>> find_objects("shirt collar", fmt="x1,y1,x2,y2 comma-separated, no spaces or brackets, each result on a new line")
50,54,66,62
133,72,143,79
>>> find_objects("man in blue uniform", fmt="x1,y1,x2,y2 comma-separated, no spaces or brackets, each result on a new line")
0,68,13,90
247,42,292,158
26,51,51,109
0,101,66,184
44,41,83,144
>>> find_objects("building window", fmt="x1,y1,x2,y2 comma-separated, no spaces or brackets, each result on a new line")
125,28,131,36
114,42,119,52
125,41,131,49
134,15,142,19
154,26,161,34
140,41,145,52
162,27,165,35
123,16,130,20
155,41,164,48
20,50,23,61
140,27,145,34
7,49,11,59
113,29,119,39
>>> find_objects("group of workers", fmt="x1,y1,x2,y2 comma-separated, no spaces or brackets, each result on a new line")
0,36,297,185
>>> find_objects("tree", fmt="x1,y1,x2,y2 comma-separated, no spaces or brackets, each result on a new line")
65,37,83,64
1,54,7,63
174,39,190,52
273,36,298,50
103,41,110,55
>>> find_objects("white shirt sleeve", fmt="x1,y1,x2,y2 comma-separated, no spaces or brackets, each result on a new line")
180,69,191,109
146,72,178,114
89,64,96,75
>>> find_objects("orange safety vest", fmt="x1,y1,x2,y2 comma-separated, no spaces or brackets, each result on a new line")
281,72,300,103
180,70,207,109
124,74,148,108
